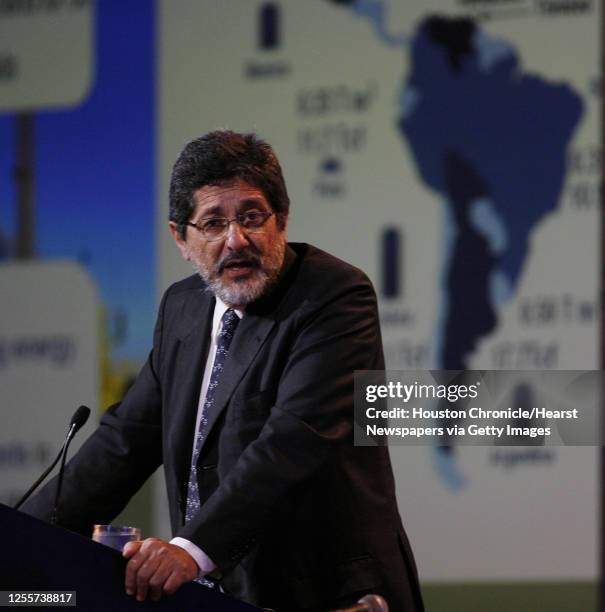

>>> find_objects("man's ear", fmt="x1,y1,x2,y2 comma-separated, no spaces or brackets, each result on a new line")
168,222,191,262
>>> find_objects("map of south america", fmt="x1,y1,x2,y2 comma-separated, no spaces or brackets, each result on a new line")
399,16,583,368
330,1,583,370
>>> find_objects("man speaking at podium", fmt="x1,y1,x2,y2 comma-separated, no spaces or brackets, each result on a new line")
23,131,423,612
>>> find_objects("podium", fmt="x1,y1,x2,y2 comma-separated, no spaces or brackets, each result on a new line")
0,504,259,611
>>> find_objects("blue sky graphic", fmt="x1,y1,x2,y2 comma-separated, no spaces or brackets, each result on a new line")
0,2,155,362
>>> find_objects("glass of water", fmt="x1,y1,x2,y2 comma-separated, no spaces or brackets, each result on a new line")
92,524,141,551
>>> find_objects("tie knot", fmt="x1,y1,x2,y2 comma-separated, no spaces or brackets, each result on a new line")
219,309,239,345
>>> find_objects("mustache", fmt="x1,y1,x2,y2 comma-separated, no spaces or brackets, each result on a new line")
216,250,262,275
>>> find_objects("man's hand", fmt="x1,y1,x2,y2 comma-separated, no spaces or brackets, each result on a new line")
123,538,199,602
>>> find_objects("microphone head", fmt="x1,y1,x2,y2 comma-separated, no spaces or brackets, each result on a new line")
358,595,389,612
70,405,91,434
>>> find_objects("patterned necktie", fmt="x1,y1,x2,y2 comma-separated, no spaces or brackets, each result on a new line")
186,308,240,524
184,308,239,587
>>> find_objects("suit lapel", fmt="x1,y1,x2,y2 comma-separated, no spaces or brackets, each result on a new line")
197,311,275,457
170,290,215,494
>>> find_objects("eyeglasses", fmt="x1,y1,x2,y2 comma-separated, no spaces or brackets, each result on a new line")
186,210,274,242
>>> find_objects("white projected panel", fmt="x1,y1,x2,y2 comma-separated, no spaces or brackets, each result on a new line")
0,0,94,111
0,262,99,508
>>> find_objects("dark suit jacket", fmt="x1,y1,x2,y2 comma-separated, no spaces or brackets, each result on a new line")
23,243,424,612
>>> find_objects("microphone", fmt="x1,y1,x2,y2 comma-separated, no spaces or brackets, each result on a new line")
14,405,91,514
68,405,91,438
51,405,91,524
332,594,389,612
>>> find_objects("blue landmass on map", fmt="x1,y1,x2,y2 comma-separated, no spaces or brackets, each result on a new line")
329,3,584,369
398,16,583,366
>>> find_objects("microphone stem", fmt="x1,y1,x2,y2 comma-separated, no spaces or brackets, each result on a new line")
14,445,64,510
14,408,89,513
50,426,76,525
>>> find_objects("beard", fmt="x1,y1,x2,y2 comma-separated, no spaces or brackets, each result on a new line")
194,233,287,308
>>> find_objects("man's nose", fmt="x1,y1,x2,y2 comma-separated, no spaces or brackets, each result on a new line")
224,219,250,250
